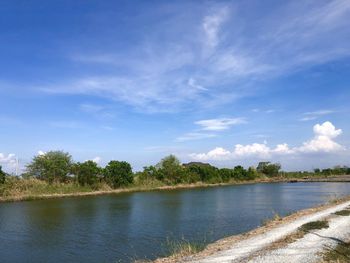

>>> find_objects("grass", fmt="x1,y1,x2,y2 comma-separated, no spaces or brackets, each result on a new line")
323,242,350,262
299,220,329,232
165,238,206,258
334,210,350,216
261,212,282,226
0,177,112,199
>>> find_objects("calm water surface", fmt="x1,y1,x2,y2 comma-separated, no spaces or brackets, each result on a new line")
1,182,350,262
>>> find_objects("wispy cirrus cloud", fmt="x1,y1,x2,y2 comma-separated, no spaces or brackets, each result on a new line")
195,117,246,131
299,109,335,121
176,117,245,142
190,121,345,161
49,121,84,129
39,1,350,113
176,132,217,142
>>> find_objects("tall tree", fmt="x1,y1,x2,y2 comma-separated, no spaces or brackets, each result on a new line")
104,161,133,188
257,162,281,177
156,155,184,184
71,160,101,186
26,151,72,183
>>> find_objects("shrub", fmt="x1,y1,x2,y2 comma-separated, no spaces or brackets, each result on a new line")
104,161,133,188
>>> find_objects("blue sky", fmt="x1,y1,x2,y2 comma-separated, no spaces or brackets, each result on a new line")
1,0,350,173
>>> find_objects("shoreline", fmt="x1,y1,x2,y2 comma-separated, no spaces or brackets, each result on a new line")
1,175,350,203
154,195,350,263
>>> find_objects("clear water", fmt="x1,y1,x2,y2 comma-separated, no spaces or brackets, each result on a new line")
1,182,350,263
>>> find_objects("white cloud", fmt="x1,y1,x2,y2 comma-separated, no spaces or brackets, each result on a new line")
190,147,231,161
39,1,350,113
313,121,342,138
272,144,295,155
176,132,216,142
38,150,46,156
233,143,271,158
190,121,344,161
0,153,17,170
298,121,343,152
299,110,335,121
195,117,246,131
202,6,229,47
92,156,102,164
187,78,207,91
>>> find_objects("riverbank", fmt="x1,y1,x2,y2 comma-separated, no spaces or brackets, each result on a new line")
154,196,350,263
1,175,350,203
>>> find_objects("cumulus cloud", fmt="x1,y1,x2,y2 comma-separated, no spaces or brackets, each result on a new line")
92,156,102,164
298,121,343,152
189,147,231,161
233,143,271,158
195,117,246,131
0,153,17,170
190,121,344,161
38,150,46,156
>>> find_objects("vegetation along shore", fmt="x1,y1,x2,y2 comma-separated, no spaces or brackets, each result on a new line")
1,150,350,203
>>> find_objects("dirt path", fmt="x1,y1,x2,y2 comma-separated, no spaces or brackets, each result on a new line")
152,199,350,263
250,213,350,262
190,200,350,263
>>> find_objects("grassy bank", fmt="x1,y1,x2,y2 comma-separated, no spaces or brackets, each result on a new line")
0,176,270,202
1,175,349,203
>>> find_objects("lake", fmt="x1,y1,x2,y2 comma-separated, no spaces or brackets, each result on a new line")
1,182,350,262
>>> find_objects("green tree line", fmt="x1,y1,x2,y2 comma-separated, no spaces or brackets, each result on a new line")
1,151,349,188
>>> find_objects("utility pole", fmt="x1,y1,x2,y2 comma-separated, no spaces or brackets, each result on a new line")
15,157,19,176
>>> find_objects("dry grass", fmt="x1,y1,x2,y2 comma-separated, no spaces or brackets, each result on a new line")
261,212,283,226
322,241,350,262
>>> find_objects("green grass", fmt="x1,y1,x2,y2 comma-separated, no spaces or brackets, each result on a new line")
299,220,329,232
334,210,350,216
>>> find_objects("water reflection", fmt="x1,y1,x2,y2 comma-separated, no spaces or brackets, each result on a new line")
0,182,350,263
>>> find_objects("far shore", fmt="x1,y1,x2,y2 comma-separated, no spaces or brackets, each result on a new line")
1,175,350,203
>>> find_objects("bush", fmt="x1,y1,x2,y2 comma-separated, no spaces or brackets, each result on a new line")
299,220,329,232
257,162,281,177
104,161,133,188
184,162,220,183
71,160,101,187
0,165,5,184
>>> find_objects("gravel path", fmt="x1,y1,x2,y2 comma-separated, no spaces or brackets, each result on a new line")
192,201,350,263
250,214,350,263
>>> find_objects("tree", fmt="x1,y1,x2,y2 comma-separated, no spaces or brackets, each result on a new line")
246,166,258,180
104,161,133,188
0,165,5,184
26,151,72,183
71,160,101,186
257,162,281,177
219,168,233,182
233,165,247,180
156,155,184,184
184,162,220,183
